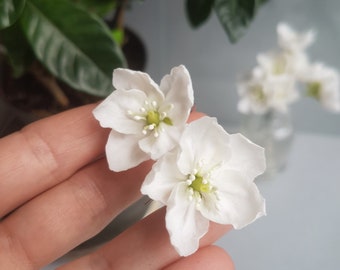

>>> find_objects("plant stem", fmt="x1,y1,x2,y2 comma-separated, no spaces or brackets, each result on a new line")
30,62,69,108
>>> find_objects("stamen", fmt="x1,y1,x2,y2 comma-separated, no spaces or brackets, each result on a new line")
186,179,192,185
154,131,159,138
188,174,195,181
148,124,155,130
127,110,133,115
160,112,167,119
134,115,146,121
140,107,146,113
142,130,147,135
151,100,158,108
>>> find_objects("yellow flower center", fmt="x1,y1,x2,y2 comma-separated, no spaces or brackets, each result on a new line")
307,82,321,99
127,100,174,137
251,85,266,102
146,110,173,127
190,174,211,193
146,110,161,126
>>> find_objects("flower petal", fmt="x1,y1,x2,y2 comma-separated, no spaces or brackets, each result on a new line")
141,150,183,204
160,65,194,125
105,131,148,171
113,68,163,101
177,117,230,175
93,89,146,134
277,22,315,52
166,183,210,256
226,133,266,181
138,125,183,160
201,169,266,228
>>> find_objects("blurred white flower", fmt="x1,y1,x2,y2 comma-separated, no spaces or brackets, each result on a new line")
93,65,194,171
237,67,298,114
257,50,310,79
141,116,266,256
301,63,340,112
277,22,315,53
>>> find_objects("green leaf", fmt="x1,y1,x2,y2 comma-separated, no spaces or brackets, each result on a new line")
214,0,267,43
0,20,34,77
186,0,214,28
20,0,127,97
70,0,117,18
0,0,26,30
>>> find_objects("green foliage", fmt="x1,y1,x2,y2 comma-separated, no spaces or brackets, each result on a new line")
70,0,118,17
21,0,125,96
0,0,125,97
0,0,268,101
186,0,214,28
0,20,34,77
186,0,268,43
0,0,26,29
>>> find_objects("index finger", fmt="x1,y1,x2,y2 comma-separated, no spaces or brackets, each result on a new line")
0,104,108,217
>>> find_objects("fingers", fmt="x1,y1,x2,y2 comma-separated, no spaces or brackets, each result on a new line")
58,208,232,270
164,245,234,270
0,104,108,217
0,158,153,269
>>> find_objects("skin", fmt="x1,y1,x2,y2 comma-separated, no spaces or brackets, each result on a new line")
0,104,234,270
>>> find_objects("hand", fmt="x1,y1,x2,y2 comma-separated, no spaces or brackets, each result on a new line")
0,104,234,269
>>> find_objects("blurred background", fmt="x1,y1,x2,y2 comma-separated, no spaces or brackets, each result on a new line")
124,0,340,135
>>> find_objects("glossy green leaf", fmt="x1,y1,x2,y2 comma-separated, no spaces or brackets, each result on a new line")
0,0,26,29
20,0,126,97
0,20,34,77
70,0,117,17
214,0,267,43
186,0,214,28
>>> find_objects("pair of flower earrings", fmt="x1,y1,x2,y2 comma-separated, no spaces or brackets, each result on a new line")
93,65,266,256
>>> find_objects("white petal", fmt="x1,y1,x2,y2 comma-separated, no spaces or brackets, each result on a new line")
226,133,266,181
93,89,146,134
166,183,210,256
105,131,148,171
277,22,315,52
202,169,266,228
138,125,183,160
160,65,194,125
113,68,164,101
177,117,230,175
265,75,299,112
141,150,183,204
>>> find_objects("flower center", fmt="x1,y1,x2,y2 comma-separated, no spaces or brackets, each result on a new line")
186,169,214,206
189,175,211,193
146,110,161,126
127,100,174,137
307,82,321,99
251,85,266,103
273,56,287,75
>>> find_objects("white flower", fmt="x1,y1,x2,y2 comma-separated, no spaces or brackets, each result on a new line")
93,65,194,171
277,22,315,53
237,67,298,114
300,63,340,112
257,50,310,79
141,116,266,256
